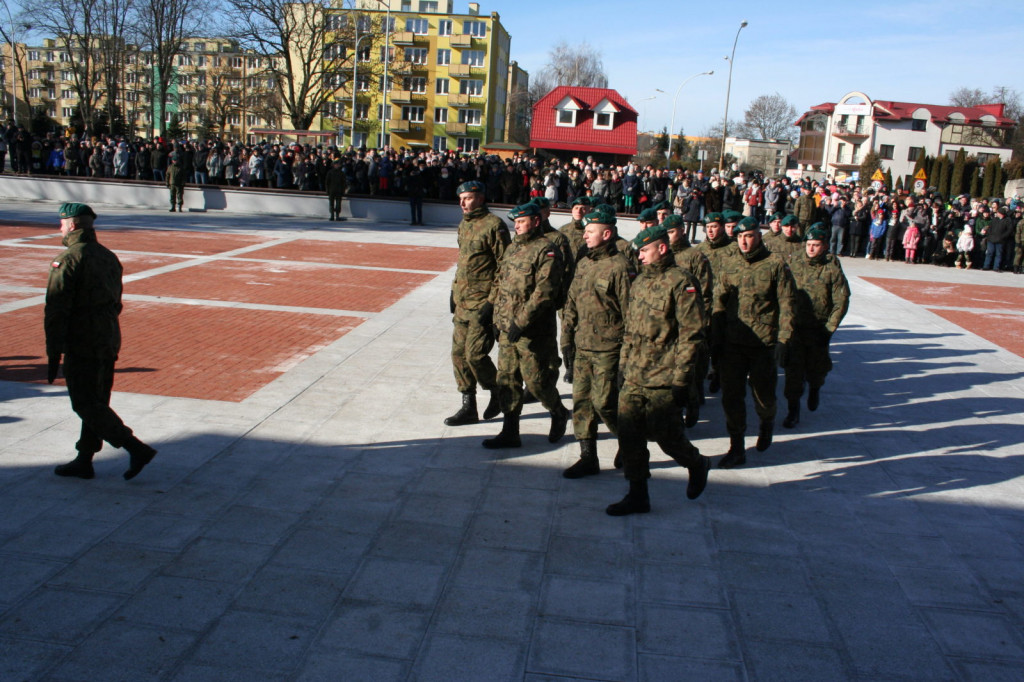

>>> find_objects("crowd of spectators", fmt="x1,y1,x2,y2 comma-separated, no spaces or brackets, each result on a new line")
2,121,1022,272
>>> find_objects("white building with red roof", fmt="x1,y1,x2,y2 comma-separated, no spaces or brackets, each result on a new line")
529,86,638,165
794,91,1016,185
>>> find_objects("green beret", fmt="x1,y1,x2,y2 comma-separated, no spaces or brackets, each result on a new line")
653,200,672,212
637,208,659,223
508,203,541,220
59,202,97,219
781,215,799,227
632,225,669,248
732,216,760,236
531,197,551,209
593,203,616,215
722,210,744,224
703,212,723,224
804,225,829,241
661,214,684,230
571,196,591,208
456,180,485,195
769,212,785,223
582,210,616,228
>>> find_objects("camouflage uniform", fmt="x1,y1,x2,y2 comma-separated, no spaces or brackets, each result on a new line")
1014,217,1024,272
696,233,737,384
491,225,564,416
618,256,705,483
761,230,784,253
451,206,510,393
712,242,796,439
613,235,641,275
767,234,804,260
559,218,587,262
794,193,816,231
671,236,712,409
562,241,633,440
784,251,850,401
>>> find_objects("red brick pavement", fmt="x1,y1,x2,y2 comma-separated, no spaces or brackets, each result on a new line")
864,277,1024,311
0,246,185,286
30,229,274,256
238,240,457,272
926,310,1024,359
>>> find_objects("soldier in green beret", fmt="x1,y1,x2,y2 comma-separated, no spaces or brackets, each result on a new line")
46,203,158,480
769,215,805,260
695,211,737,394
445,180,511,427
531,196,574,391
607,224,711,515
781,224,850,428
637,208,659,228
712,216,797,468
482,203,569,448
761,212,785,251
663,214,712,427
722,209,743,236
166,156,186,212
653,200,673,225
561,210,634,478
559,196,592,263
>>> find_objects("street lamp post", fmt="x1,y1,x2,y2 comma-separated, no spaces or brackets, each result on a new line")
718,19,747,173
376,0,392,148
665,70,713,167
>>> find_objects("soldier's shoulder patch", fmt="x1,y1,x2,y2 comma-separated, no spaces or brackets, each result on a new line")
685,285,697,293
545,250,556,258
51,260,62,268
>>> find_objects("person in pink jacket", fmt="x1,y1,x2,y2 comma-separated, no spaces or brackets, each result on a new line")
903,222,921,263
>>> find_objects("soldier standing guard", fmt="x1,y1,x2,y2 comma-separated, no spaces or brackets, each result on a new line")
782,223,850,428
166,155,185,212
561,208,633,478
325,159,348,221
607,225,711,516
712,216,796,469
483,203,570,449
445,181,509,426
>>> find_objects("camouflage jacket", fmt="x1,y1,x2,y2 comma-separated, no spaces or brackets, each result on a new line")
671,238,712,322
613,235,641,276
542,220,574,308
794,195,817,226
490,226,563,335
712,243,796,348
562,241,633,352
761,230,785,252
696,233,739,275
1016,218,1024,246
45,228,123,359
559,218,587,262
768,234,804,260
453,206,510,319
620,256,705,389
789,252,850,334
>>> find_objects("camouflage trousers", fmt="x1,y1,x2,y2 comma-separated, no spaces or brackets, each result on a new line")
784,330,832,401
571,348,619,440
618,382,701,482
168,185,184,207
720,344,777,437
690,341,709,405
496,323,563,416
451,313,497,394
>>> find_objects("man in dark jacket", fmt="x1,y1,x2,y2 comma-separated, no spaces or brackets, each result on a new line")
983,206,1014,271
45,203,158,480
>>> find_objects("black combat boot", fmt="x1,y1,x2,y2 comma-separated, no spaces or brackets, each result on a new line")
123,437,157,480
756,421,773,452
686,455,711,500
548,404,569,443
718,436,746,469
444,392,478,426
54,451,96,479
685,401,700,428
563,439,600,479
808,386,820,412
606,479,650,516
482,413,521,449
613,448,623,469
782,400,800,428
482,389,501,420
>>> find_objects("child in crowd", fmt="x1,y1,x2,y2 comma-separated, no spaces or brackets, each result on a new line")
955,223,974,269
903,221,920,263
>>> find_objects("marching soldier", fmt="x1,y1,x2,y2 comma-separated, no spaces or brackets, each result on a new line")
695,211,737,394
712,216,796,469
561,208,633,478
559,196,592,263
607,224,711,516
782,223,850,428
446,180,509,427
483,202,570,448
769,215,805,260
761,212,785,252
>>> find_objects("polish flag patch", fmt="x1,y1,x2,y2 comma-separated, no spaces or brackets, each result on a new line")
51,261,62,268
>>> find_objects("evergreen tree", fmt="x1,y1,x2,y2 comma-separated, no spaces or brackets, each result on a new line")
969,166,981,197
895,175,905,192
992,158,1004,198
858,151,882,189
937,155,951,198
883,167,893,191
165,114,185,141
928,155,941,187
981,158,996,198
656,126,669,156
950,148,966,195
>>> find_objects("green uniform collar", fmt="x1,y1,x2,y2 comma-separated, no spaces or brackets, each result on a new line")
741,243,770,263
587,241,615,260
62,227,96,248
464,206,490,221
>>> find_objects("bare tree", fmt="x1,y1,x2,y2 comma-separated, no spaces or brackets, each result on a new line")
950,85,1022,120
737,92,797,141
528,40,608,103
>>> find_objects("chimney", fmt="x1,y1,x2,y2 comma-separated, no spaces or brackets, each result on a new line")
468,3,479,15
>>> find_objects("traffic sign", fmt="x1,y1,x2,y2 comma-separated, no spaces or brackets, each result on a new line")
913,179,926,191
871,169,885,182
914,168,927,181
871,180,883,191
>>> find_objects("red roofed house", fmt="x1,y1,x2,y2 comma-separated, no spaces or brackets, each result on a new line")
794,91,1016,185
530,86,638,165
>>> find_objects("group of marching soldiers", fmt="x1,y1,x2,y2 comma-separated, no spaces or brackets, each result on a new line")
447,180,850,515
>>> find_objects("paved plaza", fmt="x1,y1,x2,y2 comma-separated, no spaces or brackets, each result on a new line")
1,199,1023,681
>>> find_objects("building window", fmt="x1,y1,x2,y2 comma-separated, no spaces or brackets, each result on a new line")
376,133,390,148
879,144,894,160
459,79,483,96
420,1,439,11
461,50,485,66
62,107,74,118
325,44,346,60
836,142,846,164
355,103,369,119
356,75,370,91
557,109,575,126
28,51,39,61
436,78,449,94
464,21,486,37
911,119,927,132
197,55,207,67
433,135,447,151
437,48,451,66
357,44,371,62
61,89,74,99
378,46,394,62
459,137,480,152
405,48,428,64
438,20,452,36
377,104,391,121
352,131,368,148
404,77,426,93
247,114,259,126
324,73,346,88
228,113,241,125
194,42,205,52
435,107,447,123
458,109,482,125
406,18,429,35
177,55,192,66
402,106,425,122
323,101,344,118
907,146,923,162
401,1,411,9
28,88,40,99
62,71,72,81
594,112,612,129
27,69,40,79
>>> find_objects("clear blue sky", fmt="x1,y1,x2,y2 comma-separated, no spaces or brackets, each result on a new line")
497,0,1024,137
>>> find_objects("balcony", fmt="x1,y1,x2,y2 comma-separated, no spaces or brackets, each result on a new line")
450,34,473,48
833,123,868,138
445,122,467,135
389,119,411,132
391,31,416,46
390,89,412,103
448,64,471,77
447,93,482,107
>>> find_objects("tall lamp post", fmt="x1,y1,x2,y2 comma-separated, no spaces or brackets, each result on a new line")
376,0,392,148
717,19,747,173
665,70,713,167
